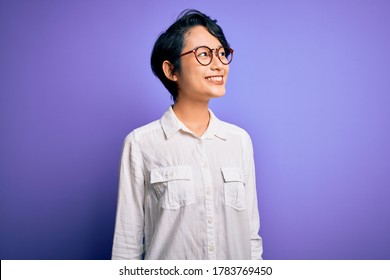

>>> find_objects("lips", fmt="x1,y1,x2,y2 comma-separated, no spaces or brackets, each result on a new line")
205,75,224,84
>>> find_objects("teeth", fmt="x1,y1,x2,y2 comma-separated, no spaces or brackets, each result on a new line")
206,76,223,82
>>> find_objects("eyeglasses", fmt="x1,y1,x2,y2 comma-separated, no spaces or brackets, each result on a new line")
180,46,234,66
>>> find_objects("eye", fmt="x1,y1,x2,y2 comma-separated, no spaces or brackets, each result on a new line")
218,50,226,57
197,51,210,58
219,47,231,58
195,47,212,58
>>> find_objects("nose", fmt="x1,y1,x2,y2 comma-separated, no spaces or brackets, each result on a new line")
210,51,224,70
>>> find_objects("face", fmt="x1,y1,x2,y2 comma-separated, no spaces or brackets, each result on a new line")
173,25,230,103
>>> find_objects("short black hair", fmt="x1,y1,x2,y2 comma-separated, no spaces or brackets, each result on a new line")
150,9,230,102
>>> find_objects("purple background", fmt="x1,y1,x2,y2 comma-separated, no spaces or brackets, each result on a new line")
1,0,389,260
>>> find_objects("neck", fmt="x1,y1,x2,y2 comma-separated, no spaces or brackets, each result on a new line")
172,100,210,137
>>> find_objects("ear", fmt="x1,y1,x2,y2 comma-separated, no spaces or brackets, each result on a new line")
162,60,178,82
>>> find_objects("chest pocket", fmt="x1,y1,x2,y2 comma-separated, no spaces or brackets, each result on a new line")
150,166,195,210
221,168,246,211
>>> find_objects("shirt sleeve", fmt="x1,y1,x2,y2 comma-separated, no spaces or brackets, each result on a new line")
112,132,145,260
243,132,263,260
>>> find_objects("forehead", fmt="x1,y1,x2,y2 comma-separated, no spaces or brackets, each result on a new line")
183,25,222,50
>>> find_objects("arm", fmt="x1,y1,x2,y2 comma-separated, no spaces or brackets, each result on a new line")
112,132,145,260
244,132,263,260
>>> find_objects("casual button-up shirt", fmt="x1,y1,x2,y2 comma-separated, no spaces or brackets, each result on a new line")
112,106,263,260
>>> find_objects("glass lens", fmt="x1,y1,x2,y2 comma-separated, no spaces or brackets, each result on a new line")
195,47,212,65
217,47,232,65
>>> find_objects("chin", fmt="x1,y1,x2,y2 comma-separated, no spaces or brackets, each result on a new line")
211,90,226,98
215,92,226,98
208,87,226,98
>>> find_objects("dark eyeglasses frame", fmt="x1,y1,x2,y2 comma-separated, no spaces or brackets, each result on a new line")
180,45,234,66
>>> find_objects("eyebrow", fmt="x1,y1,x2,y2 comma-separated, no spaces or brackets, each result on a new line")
193,44,224,49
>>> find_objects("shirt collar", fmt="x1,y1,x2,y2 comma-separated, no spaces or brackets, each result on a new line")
160,106,227,140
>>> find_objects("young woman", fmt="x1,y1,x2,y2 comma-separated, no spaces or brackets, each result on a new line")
112,9,263,260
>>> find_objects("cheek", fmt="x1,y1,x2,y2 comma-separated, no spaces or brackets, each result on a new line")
177,70,203,91
186,69,207,85
224,66,230,80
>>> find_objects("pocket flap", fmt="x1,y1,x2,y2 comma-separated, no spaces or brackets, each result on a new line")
150,166,192,183
221,168,245,183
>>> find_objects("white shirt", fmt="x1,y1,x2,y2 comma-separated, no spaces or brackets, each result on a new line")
112,106,263,260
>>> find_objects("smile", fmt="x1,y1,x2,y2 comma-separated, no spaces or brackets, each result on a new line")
205,76,223,83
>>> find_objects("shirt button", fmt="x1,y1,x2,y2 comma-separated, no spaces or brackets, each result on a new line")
202,162,207,168
208,218,213,224
209,246,214,252
206,190,211,195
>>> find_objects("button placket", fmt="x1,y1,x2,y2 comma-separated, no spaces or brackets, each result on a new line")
197,139,216,259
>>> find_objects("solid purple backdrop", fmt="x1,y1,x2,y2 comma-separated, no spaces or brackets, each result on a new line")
1,0,389,259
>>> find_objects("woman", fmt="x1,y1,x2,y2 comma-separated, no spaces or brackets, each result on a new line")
112,9,263,260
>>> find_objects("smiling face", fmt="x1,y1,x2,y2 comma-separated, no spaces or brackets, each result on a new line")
173,25,230,103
